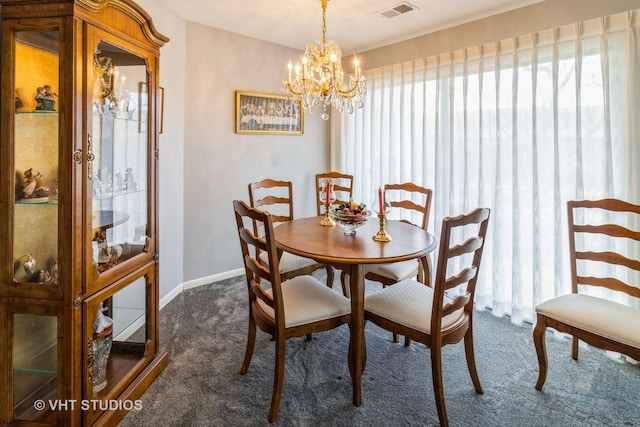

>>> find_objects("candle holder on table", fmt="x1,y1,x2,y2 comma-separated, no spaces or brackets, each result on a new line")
372,187,392,242
319,180,336,226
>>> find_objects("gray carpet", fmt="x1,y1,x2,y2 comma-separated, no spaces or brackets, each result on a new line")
120,273,640,427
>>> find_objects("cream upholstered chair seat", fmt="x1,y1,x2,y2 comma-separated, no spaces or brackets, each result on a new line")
365,260,420,283
258,276,351,328
536,294,640,349
259,251,321,275
365,279,464,334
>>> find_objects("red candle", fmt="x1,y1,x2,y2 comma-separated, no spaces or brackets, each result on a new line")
326,180,331,204
378,187,383,213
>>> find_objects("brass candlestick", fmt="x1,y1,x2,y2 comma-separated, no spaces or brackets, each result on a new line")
373,213,392,242
320,199,335,226
319,180,336,226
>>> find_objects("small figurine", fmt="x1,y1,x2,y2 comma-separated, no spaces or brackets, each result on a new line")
44,85,57,98
50,260,59,285
38,269,51,283
115,172,126,191
15,89,24,110
97,163,113,193
23,254,36,275
109,246,120,264
34,87,45,110
22,168,45,198
35,85,57,111
21,168,49,199
94,229,107,243
52,179,59,201
125,167,136,190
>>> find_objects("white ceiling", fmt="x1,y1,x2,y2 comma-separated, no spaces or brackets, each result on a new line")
158,0,545,53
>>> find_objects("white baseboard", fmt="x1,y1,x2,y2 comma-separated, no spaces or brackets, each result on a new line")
159,268,244,310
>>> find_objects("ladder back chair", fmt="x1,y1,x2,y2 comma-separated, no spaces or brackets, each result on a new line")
249,178,334,287
364,207,491,427
233,200,351,423
315,171,354,216
533,198,640,391
366,182,434,286
315,172,354,289
362,182,433,344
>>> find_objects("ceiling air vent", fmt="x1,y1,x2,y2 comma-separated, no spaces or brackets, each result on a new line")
378,2,418,19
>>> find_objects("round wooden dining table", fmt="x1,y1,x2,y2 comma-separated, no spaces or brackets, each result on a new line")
273,216,437,407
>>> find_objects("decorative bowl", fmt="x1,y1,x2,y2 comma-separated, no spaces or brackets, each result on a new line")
329,209,370,235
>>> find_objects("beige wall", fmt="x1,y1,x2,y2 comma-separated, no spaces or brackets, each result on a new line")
181,23,329,283
354,0,640,70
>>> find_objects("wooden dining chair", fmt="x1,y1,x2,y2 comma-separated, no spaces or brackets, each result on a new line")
364,207,490,427
315,171,354,216
249,178,334,287
233,200,351,423
315,172,354,288
341,182,433,344
533,199,640,391
365,182,434,287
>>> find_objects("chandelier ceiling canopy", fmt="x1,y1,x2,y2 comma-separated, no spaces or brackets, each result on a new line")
281,0,366,120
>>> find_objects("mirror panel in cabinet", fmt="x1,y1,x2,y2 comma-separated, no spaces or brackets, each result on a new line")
12,30,60,285
13,313,58,423
91,40,149,275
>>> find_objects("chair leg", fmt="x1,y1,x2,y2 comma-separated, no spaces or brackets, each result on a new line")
532,317,548,391
430,344,449,427
268,337,286,423
571,336,579,360
240,313,257,375
463,327,483,394
325,265,335,288
341,271,350,298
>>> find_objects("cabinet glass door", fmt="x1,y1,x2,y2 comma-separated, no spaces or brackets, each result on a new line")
84,268,152,425
12,30,60,286
90,40,149,277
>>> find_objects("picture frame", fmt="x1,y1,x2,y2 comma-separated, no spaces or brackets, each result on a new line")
235,91,304,134
158,87,165,134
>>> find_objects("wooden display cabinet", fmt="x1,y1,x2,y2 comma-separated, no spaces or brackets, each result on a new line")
0,1,169,425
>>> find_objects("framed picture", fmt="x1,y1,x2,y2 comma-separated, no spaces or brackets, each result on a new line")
235,91,304,134
158,87,165,134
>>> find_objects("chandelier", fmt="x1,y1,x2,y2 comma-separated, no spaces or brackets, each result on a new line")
281,0,366,120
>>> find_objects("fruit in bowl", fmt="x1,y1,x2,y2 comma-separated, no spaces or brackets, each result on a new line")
330,201,370,235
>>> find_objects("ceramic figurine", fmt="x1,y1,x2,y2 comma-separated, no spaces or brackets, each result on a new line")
50,260,59,285
35,85,57,111
23,254,36,275
34,87,45,110
38,269,51,283
115,172,126,191
22,168,49,199
125,167,136,190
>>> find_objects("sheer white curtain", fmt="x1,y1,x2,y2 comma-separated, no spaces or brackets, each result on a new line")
333,10,640,324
